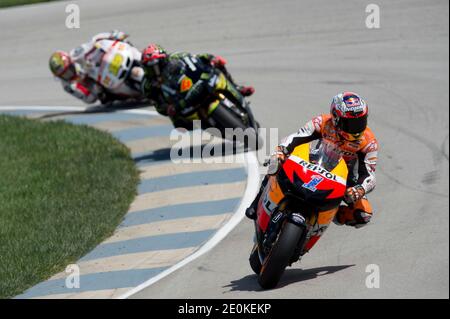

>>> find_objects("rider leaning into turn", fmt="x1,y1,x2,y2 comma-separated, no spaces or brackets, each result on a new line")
139,44,255,129
48,30,131,104
246,92,378,228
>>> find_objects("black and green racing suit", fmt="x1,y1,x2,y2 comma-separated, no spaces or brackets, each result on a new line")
141,52,246,129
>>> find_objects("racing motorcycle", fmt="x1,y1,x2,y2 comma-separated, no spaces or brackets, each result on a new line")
85,39,146,105
249,139,348,289
159,55,262,150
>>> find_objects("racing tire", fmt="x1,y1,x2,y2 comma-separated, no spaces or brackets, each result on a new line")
210,103,263,151
257,221,303,289
249,244,262,274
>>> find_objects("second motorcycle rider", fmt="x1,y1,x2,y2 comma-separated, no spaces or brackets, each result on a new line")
139,44,255,130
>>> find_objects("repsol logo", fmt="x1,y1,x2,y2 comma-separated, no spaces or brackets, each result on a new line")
298,160,337,181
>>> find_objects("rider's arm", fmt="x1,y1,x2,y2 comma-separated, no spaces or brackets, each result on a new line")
197,53,227,66
196,53,216,64
356,139,378,194
197,53,229,78
178,80,209,115
62,80,97,104
279,116,323,154
92,30,129,42
141,78,170,115
71,31,129,63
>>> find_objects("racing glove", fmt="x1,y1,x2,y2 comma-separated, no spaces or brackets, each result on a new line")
344,185,365,204
110,30,129,41
264,146,289,175
275,145,289,162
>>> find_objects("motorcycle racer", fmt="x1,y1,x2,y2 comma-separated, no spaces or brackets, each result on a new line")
49,50,99,103
246,92,378,228
49,30,141,104
140,44,255,129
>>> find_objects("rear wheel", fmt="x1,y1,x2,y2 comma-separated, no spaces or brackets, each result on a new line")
258,221,303,289
210,103,263,150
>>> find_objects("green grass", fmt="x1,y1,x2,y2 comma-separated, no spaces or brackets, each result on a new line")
0,0,56,9
0,114,139,298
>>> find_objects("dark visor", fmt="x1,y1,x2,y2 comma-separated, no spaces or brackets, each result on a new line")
338,114,367,134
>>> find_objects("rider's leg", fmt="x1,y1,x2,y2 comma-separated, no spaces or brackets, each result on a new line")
334,197,373,227
216,66,255,97
125,66,145,91
245,175,270,220
212,71,245,107
170,116,194,131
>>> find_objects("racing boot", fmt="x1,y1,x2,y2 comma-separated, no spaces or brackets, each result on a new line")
333,198,373,228
237,85,255,97
245,196,259,220
245,175,269,220
214,62,254,97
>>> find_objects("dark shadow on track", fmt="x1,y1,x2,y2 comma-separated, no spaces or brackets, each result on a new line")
133,141,250,165
223,264,355,293
37,100,152,120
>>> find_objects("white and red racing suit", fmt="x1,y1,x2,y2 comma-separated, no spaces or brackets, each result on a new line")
58,31,129,104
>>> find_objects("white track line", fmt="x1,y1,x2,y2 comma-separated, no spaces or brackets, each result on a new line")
118,151,260,299
0,105,261,299
0,105,159,117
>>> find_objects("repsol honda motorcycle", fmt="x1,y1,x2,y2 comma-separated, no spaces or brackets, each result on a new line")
249,140,348,289
158,54,262,150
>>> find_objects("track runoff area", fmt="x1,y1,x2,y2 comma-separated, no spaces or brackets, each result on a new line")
1,106,261,299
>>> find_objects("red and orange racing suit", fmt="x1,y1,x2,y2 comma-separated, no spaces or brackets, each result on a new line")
279,114,378,224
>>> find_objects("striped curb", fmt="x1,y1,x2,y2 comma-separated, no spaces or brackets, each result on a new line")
0,106,259,299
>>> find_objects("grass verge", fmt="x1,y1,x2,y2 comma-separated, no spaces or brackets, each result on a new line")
0,0,56,9
0,114,139,298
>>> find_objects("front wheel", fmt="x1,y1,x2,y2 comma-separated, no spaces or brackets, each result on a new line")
210,103,263,150
258,221,304,289
249,244,262,274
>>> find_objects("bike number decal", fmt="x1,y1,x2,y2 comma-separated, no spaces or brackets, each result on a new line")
109,54,123,76
302,175,323,192
180,76,193,92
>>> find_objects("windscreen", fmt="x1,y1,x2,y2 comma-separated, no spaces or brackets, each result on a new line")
308,139,342,172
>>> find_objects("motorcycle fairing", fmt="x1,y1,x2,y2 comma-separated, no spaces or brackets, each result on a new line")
257,176,283,232
87,39,142,98
256,141,350,252
285,144,347,200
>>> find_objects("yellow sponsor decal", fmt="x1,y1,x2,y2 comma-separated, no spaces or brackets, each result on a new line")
215,73,227,90
291,143,310,161
180,76,193,92
109,53,123,76
330,159,348,180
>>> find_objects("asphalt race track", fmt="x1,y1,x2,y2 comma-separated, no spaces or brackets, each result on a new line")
0,0,448,298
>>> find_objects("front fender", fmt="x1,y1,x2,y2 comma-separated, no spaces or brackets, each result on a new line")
287,212,307,228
